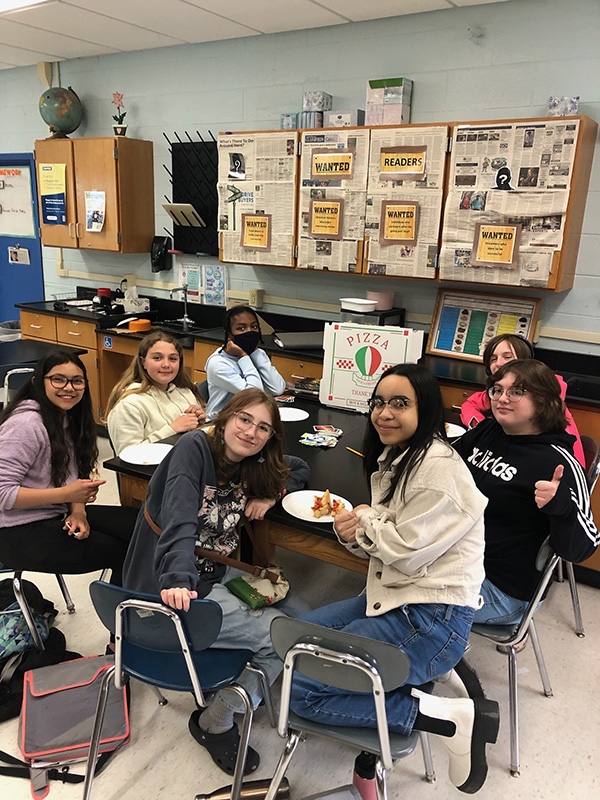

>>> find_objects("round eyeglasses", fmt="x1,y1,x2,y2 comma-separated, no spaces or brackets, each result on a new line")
368,395,418,413
44,374,87,390
233,411,275,439
488,385,527,402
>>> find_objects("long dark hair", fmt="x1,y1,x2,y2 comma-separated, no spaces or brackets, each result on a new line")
489,360,568,433
0,350,98,485
208,388,289,498
104,329,202,420
222,305,263,345
363,363,447,504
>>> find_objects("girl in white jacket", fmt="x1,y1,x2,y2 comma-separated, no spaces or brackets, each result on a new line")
106,330,205,455
290,363,498,794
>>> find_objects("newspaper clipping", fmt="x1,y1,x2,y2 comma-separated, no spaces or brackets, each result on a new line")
217,132,298,267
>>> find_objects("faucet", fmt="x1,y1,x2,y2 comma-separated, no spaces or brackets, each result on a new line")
169,283,195,330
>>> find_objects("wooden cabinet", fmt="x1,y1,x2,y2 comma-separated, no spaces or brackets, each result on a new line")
34,137,155,253
270,354,322,384
19,311,101,424
567,403,600,573
439,380,474,418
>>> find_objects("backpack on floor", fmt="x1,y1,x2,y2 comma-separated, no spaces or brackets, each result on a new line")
0,578,58,659
1,655,130,799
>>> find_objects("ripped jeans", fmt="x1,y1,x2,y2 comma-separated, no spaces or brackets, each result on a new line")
289,595,474,736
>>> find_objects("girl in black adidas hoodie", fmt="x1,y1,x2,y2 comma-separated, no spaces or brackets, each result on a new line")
454,359,598,623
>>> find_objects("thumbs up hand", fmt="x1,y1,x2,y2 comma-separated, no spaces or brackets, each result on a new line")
534,465,564,509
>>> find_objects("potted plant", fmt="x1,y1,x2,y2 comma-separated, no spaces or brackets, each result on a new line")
112,92,127,136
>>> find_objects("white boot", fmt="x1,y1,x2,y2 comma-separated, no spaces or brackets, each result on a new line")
412,688,499,793
434,669,469,698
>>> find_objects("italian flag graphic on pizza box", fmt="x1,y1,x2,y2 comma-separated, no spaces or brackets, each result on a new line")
320,323,424,411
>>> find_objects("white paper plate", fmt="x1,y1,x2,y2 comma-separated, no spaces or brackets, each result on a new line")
282,489,353,523
118,443,173,465
446,423,466,439
278,407,309,422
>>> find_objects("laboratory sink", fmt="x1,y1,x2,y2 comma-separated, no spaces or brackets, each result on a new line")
565,375,600,403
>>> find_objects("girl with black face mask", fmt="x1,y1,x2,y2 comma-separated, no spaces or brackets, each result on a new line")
204,306,286,419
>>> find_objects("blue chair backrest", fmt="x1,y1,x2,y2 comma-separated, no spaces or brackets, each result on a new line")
89,581,222,653
270,617,411,693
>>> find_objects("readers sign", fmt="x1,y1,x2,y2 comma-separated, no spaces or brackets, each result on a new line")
379,146,427,181
320,322,424,411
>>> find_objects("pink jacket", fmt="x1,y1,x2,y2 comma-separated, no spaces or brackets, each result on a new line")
460,373,586,468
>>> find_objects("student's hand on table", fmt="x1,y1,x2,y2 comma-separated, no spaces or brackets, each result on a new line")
333,508,360,543
185,404,206,423
64,478,105,504
161,587,198,611
170,412,201,433
535,465,564,508
245,498,276,520
64,512,90,539
224,340,247,359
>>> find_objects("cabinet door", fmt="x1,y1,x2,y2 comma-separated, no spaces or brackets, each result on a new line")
34,139,78,248
439,381,477,416
73,138,120,251
114,137,155,253
20,311,57,341
270,355,322,384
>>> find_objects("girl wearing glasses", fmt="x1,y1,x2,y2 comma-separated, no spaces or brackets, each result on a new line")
105,330,205,456
0,351,138,586
123,388,308,776
290,364,500,795
460,333,584,465
204,306,285,419
454,359,598,626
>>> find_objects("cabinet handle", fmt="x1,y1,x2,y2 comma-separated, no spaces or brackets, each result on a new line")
299,363,304,368
451,405,462,411
29,324,43,329
76,223,82,239
68,223,75,239
67,331,82,336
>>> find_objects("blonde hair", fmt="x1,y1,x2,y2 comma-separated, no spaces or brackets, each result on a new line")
103,330,202,421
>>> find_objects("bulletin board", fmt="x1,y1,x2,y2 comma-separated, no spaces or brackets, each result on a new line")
364,125,448,279
297,127,370,273
426,289,541,363
438,118,580,289
218,131,299,268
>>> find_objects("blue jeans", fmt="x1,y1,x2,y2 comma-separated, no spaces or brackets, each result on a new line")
289,596,474,736
473,578,528,625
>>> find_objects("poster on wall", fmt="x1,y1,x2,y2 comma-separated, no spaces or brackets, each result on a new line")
320,322,424,411
0,165,36,238
364,126,447,278
426,289,541,363
38,163,67,225
217,132,298,267
297,128,370,272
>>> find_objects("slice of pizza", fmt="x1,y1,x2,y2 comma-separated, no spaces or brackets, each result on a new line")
312,489,332,518
331,497,346,516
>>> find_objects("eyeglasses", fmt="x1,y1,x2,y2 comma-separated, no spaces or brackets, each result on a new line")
44,374,87,390
233,411,275,439
368,395,418,413
488,385,528,402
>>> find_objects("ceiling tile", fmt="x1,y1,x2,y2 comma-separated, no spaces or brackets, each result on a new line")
0,18,114,58
0,41,62,66
318,0,448,21
188,0,348,34
4,1,185,51
66,0,260,43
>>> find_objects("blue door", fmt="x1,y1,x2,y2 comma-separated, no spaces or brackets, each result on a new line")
0,152,45,322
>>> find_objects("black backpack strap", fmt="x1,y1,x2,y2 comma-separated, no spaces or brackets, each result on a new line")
0,748,30,779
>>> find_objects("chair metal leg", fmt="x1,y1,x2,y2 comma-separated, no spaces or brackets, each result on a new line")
100,568,110,582
149,684,168,705
375,757,388,800
529,621,553,697
419,731,436,783
221,684,254,800
556,559,564,582
565,560,585,637
13,573,45,651
506,647,520,777
55,573,76,613
264,732,301,800
245,662,276,728
82,664,116,800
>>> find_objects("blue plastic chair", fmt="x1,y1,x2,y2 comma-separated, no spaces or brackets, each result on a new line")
82,581,274,800
264,617,435,800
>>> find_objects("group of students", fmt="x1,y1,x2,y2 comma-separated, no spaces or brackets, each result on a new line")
0,321,598,793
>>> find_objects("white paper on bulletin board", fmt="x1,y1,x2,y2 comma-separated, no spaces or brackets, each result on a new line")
0,165,36,237
179,264,201,303
319,322,424,411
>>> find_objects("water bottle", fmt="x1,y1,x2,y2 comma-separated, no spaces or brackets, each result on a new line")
352,751,377,800
194,776,290,800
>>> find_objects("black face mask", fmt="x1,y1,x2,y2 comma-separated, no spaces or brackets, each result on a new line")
232,330,261,354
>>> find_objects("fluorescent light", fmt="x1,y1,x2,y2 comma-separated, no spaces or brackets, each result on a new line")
0,0,52,12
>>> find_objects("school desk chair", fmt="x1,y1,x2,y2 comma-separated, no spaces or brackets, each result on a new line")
83,581,275,800
263,617,435,800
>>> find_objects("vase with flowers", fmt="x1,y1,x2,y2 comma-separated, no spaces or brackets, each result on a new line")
112,92,127,136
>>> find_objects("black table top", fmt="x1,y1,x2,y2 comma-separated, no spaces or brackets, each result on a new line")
0,339,87,370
